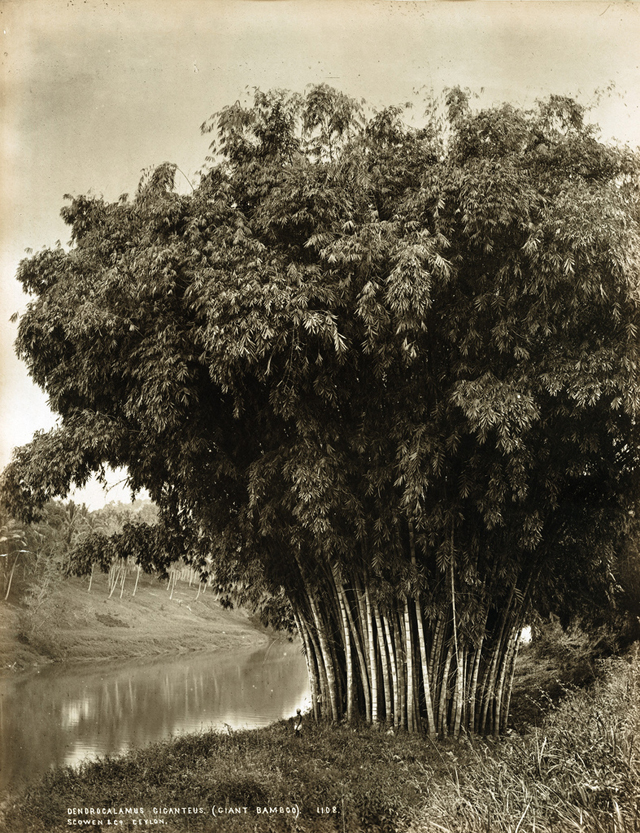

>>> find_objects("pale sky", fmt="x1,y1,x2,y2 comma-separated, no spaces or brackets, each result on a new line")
1,0,639,508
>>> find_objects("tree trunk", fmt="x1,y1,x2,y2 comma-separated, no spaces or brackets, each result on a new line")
119,563,127,598
3,551,21,601
132,564,141,596
108,562,121,598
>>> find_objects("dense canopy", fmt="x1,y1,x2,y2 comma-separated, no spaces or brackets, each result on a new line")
2,86,639,734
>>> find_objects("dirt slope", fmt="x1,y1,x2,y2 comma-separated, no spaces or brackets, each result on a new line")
0,571,268,671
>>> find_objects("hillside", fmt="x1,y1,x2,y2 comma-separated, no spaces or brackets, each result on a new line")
0,570,269,671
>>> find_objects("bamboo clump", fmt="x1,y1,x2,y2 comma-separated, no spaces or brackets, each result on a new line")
292,554,533,737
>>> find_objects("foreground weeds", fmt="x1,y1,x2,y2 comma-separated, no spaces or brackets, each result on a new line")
410,648,640,833
2,650,639,833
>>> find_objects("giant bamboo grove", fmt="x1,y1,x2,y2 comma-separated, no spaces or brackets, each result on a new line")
289,558,528,737
1,87,639,736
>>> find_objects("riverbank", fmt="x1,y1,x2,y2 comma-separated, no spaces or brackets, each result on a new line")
3,649,638,832
0,572,269,671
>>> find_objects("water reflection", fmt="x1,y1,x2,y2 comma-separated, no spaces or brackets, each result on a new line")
0,641,309,793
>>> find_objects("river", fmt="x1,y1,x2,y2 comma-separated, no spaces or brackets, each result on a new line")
0,640,309,794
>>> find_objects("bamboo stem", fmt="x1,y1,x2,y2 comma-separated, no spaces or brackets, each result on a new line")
501,631,522,734
295,612,320,722
403,599,415,733
364,586,378,724
343,583,371,722
307,620,329,720
493,624,518,737
374,603,392,724
335,575,354,722
415,595,437,737
308,594,339,722
453,643,466,739
479,581,516,735
354,580,370,668
429,612,446,694
468,634,485,734
393,612,407,730
438,641,453,736
382,612,399,729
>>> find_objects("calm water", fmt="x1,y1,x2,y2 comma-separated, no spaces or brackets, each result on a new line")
0,641,309,793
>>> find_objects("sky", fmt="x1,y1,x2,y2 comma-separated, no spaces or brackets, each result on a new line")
1,0,639,508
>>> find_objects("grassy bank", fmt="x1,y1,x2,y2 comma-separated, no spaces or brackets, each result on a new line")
0,571,268,671
3,648,638,833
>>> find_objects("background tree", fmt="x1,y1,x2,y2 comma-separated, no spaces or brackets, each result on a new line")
2,86,639,735
0,513,35,601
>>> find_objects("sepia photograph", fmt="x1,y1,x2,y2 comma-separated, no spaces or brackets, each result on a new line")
1,1,639,830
